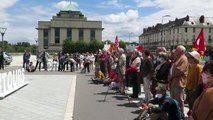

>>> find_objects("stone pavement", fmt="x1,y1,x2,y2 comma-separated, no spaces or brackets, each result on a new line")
0,71,76,120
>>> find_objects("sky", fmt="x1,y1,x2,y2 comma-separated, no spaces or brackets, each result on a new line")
1,0,213,44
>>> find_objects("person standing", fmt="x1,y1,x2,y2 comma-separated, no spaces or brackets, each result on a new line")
154,52,172,98
23,49,31,69
128,50,141,98
185,51,202,117
169,45,189,116
34,52,42,71
117,48,126,94
41,49,49,71
84,52,91,73
140,50,155,101
0,49,4,70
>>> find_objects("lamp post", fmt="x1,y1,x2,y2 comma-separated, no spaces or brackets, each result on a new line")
128,32,134,43
161,15,170,47
0,27,7,52
35,38,38,54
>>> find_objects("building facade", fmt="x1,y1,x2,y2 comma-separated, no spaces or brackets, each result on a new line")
36,4,104,52
139,15,213,51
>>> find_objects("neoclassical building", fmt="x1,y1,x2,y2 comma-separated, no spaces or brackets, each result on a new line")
139,15,213,51
36,4,104,52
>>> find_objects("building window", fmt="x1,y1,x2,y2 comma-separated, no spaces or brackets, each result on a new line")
185,28,188,33
79,28,84,41
55,28,60,43
67,28,72,40
90,29,96,41
209,35,212,42
43,29,49,49
193,28,196,33
192,35,195,42
209,28,211,33
173,29,175,34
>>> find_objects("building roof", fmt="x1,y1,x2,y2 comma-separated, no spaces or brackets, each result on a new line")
141,15,213,36
60,3,79,12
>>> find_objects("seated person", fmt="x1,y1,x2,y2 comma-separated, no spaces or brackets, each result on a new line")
138,83,182,120
27,61,35,72
103,68,118,87
91,67,106,84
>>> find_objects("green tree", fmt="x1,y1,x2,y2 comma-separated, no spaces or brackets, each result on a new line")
119,40,126,50
63,40,104,53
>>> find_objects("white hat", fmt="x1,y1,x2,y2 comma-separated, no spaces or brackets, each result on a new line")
188,51,200,61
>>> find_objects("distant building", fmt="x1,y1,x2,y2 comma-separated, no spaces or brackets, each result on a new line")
36,4,104,52
139,15,213,51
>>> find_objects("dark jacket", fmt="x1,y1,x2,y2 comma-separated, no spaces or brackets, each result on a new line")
156,61,172,84
149,96,182,120
140,58,154,78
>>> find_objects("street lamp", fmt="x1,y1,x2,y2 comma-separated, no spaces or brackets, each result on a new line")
0,27,7,52
35,38,38,53
161,15,171,47
129,32,134,43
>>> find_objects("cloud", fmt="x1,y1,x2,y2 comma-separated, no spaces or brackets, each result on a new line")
86,9,142,42
135,0,156,7
103,9,139,24
53,0,78,10
98,0,130,9
0,0,18,10
0,0,19,23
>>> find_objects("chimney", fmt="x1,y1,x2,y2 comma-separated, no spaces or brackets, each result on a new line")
186,15,189,21
199,15,204,23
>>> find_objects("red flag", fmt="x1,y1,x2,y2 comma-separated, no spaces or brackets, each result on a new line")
136,44,144,52
114,35,119,48
193,29,206,54
108,44,113,53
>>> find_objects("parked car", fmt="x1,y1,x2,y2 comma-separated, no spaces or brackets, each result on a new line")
4,52,13,65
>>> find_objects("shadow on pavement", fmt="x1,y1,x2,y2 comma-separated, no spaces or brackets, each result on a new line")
117,102,138,108
94,91,116,95
112,95,128,101
131,109,141,114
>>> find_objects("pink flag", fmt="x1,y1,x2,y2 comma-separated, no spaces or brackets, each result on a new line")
114,35,119,48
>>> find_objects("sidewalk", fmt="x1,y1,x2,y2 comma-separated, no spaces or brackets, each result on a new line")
0,72,76,120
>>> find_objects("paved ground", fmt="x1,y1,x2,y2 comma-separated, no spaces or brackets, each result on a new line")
74,72,137,120
0,71,76,120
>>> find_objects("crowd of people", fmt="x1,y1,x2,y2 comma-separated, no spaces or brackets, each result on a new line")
23,49,95,73
22,45,213,120
89,45,213,120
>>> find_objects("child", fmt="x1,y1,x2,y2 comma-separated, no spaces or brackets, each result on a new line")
27,61,35,72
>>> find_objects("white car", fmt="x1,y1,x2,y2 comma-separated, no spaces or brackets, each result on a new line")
4,52,13,65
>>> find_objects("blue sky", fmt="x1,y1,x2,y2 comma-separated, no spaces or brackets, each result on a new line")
1,0,213,44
